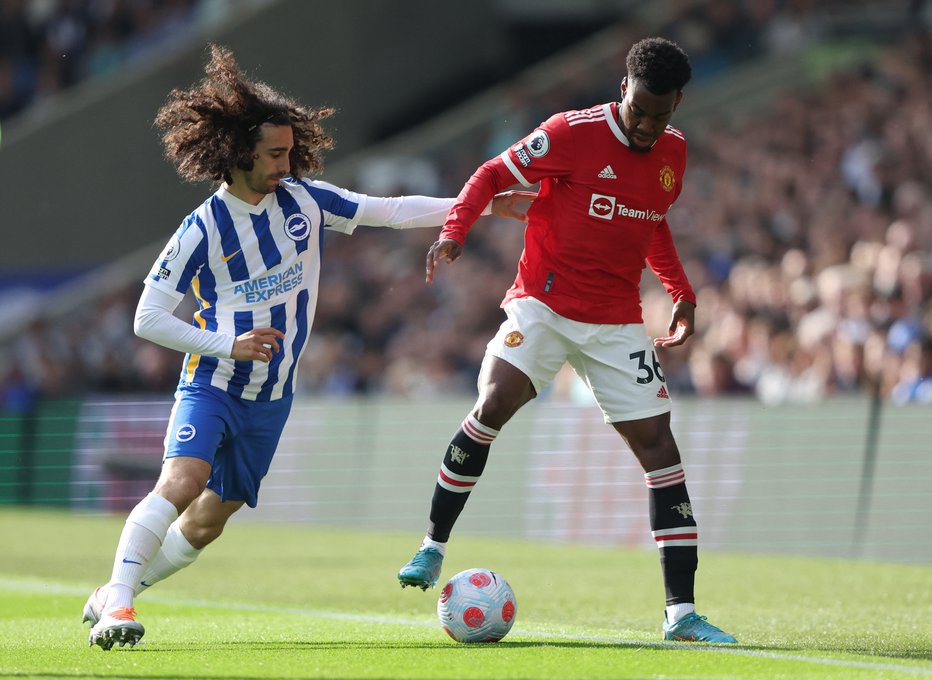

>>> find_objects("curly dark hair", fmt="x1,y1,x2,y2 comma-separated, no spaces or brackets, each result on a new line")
154,44,334,184
625,37,692,94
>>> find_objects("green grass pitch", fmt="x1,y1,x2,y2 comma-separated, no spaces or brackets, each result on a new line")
0,508,929,679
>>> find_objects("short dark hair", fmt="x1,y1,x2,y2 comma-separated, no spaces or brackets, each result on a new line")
625,37,692,94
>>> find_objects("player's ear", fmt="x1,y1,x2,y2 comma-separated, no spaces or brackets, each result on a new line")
673,90,683,111
620,76,628,98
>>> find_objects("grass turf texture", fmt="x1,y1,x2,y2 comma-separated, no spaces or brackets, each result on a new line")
0,508,929,679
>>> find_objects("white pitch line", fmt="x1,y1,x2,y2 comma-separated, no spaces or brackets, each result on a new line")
2,576,930,676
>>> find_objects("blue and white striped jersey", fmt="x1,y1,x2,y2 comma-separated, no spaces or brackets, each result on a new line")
144,177,368,401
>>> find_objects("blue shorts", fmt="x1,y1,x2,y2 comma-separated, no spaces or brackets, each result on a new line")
163,383,293,508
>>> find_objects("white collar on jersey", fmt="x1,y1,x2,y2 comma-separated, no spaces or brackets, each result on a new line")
604,102,660,150
219,183,277,213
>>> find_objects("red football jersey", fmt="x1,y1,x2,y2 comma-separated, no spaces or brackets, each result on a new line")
441,102,695,324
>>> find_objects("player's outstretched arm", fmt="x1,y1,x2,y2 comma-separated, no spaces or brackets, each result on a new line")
350,189,534,233
653,299,695,348
425,190,535,283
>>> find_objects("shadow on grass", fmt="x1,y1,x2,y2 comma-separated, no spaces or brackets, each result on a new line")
124,638,639,652
60,638,932,660
0,641,650,680
6,640,930,680
72,638,932,661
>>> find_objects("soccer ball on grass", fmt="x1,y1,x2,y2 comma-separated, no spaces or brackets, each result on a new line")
437,568,517,643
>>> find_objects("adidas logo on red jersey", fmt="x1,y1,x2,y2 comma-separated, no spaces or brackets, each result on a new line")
598,165,617,179
656,386,670,399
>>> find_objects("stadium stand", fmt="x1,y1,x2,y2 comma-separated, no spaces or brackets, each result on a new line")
302,3,932,406
0,0,220,119
0,1,929,410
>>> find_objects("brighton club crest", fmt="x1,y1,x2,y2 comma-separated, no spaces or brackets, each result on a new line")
284,212,312,241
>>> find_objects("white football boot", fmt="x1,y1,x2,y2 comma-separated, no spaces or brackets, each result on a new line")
88,606,145,650
81,586,106,627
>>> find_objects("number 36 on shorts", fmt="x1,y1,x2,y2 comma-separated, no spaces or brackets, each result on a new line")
629,349,666,385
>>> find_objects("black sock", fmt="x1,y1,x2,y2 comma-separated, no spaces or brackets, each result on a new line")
427,414,498,543
645,464,697,606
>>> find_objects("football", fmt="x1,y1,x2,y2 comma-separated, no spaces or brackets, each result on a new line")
436,568,517,643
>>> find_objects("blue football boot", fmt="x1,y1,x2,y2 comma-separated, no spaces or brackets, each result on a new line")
398,547,444,590
662,612,737,643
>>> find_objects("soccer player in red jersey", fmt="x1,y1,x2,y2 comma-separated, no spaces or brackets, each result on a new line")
399,37,737,644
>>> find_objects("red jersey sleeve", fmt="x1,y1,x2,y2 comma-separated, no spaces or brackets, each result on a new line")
439,158,515,244
646,217,696,305
647,145,694,305
440,113,574,244
497,112,574,187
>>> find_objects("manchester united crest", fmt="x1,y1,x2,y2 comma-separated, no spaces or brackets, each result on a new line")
659,165,676,192
504,331,525,348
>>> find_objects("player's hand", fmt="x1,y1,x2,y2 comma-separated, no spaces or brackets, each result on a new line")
231,327,286,362
426,238,464,284
653,300,695,348
490,190,536,221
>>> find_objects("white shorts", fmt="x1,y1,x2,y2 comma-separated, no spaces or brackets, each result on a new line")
486,297,673,423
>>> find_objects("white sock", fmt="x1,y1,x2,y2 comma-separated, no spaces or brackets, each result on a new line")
420,535,447,556
105,492,178,611
666,602,696,624
135,520,202,595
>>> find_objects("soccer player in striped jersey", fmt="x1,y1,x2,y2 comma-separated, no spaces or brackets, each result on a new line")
398,37,736,644
83,44,532,650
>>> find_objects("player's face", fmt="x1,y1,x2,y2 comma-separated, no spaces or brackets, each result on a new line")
233,123,294,202
618,77,681,152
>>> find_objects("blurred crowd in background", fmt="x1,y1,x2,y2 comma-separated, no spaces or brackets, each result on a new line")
1,1,930,409
0,0,258,119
